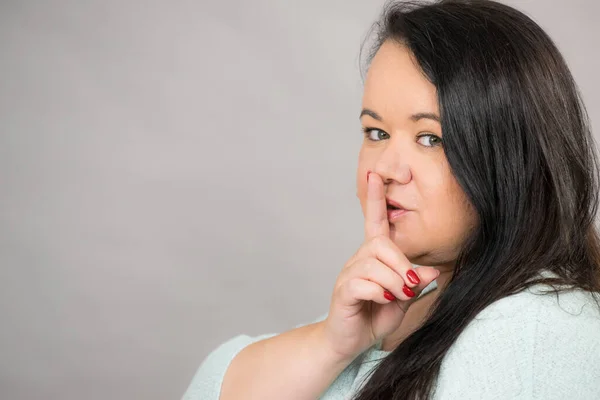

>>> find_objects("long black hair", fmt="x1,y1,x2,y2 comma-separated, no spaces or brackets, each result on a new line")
352,1,600,399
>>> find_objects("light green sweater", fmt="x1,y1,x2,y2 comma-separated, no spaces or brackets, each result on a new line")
182,271,600,399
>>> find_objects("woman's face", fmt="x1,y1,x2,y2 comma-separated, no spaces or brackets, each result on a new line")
357,40,477,268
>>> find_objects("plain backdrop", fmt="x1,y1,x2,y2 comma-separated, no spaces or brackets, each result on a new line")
1,0,599,399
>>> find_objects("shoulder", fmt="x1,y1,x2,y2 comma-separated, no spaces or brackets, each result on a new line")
180,332,277,400
432,284,600,399
471,280,600,322
180,312,328,400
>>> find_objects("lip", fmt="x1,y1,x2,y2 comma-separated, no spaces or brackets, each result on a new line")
385,197,411,223
385,197,408,211
387,208,410,222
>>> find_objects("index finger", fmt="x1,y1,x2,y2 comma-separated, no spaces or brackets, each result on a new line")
364,171,390,240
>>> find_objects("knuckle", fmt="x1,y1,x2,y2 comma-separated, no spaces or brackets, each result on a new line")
344,259,361,277
370,235,385,250
370,234,386,248
362,258,375,273
346,279,361,297
333,280,344,294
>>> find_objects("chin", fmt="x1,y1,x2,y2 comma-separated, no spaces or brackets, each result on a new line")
389,236,418,260
389,224,410,246
389,227,430,264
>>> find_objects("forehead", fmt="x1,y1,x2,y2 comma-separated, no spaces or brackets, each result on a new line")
363,41,439,121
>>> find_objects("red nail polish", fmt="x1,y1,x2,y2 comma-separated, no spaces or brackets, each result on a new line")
406,270,420,285
383,290,395,301
402,285,415,298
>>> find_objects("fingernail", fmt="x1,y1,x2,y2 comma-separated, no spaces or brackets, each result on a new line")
406,270,420,285
402,285,415,298
383,290,396,301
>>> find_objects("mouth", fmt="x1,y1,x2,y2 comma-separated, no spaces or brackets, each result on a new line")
386,198,410,222
386,198,407,211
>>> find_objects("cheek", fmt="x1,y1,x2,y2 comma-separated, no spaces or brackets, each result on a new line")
424,178,475,238
356,171,368,214
356,150,370,207
419,165,462,216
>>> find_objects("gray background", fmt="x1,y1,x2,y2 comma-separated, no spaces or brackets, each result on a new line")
1,0,598,399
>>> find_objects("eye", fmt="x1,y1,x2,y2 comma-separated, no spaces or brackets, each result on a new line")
417,134,443,148
362,127,389,142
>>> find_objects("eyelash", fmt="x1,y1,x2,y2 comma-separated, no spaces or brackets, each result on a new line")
361,127,443,147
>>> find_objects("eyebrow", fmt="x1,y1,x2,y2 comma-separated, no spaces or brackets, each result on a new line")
359,108,441,123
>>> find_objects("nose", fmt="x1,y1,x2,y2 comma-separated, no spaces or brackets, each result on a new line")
373,140,412,185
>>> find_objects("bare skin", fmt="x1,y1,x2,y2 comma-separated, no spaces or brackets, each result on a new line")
217,41,477,399
356,40,477,352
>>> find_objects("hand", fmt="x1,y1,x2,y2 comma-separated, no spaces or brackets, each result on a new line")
321,172,440,362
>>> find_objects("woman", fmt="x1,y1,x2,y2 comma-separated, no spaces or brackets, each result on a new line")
183,0,600,398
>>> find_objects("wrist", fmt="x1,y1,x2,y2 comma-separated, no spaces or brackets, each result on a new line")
309,321,359,368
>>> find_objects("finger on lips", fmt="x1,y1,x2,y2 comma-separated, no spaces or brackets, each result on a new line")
364,171,390,240
364,171,422,301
